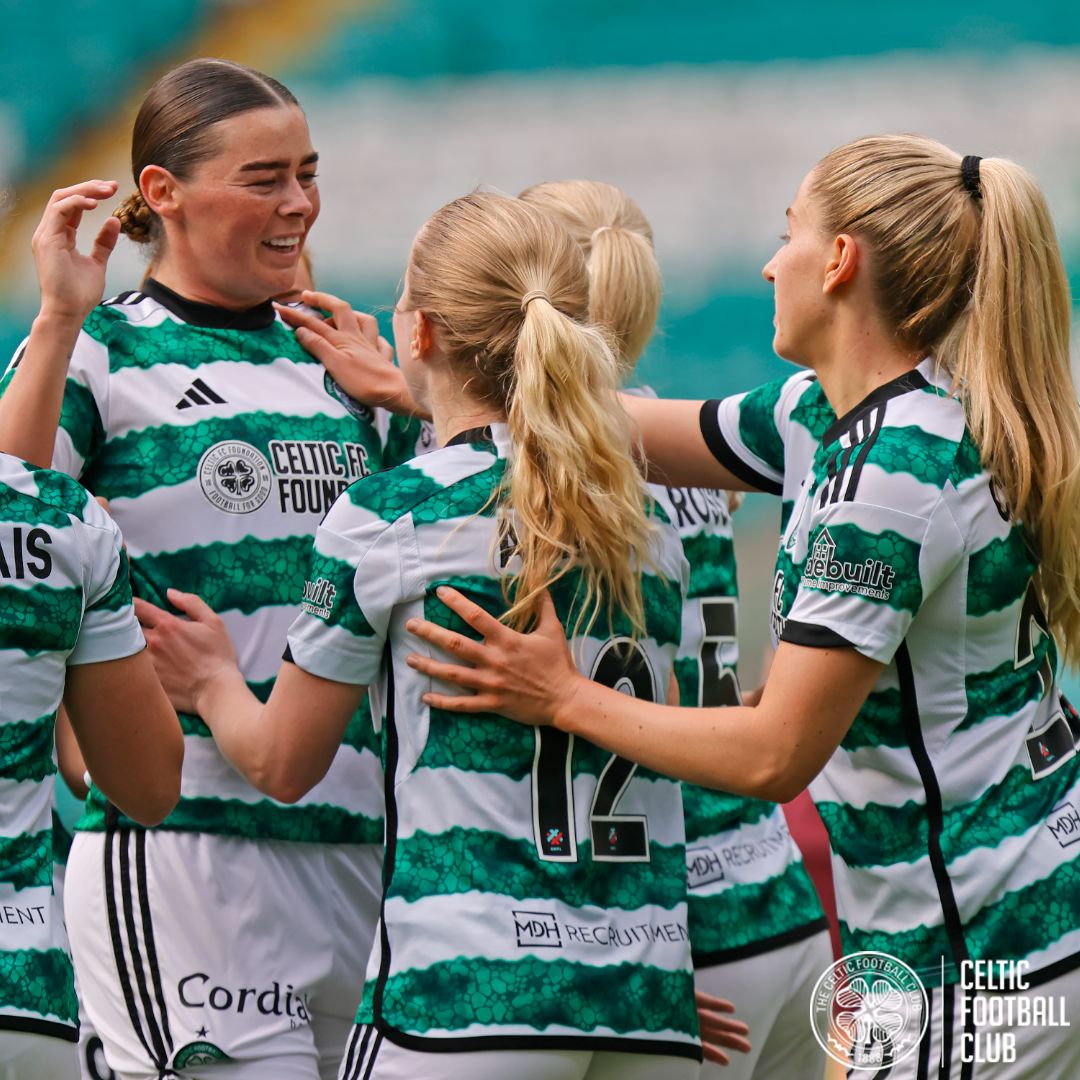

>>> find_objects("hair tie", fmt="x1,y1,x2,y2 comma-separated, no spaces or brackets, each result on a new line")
591,225,615,242
520,290,549,313
961,155,983,200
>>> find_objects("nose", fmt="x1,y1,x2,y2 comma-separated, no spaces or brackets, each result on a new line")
762,253,777,283
279,176,315,218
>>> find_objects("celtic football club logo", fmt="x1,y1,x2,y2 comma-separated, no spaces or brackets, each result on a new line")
811,951,928,1070
198,441,273,514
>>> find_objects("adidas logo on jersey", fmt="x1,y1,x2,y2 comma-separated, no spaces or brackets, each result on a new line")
176,378,227,410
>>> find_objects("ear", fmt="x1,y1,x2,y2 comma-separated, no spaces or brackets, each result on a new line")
140,165,182,221
411,310,436,361
823,233,859,294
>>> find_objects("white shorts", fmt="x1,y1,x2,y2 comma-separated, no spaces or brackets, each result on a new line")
66,830,381,1080
337,1027,700,1080
696,928,833,1080
0,1029,78,1078
863,960,1080,1080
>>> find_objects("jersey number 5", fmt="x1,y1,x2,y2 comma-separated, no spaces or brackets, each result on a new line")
532,638,657,863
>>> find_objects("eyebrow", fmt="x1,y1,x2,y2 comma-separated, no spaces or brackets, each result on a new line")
239,152,319,172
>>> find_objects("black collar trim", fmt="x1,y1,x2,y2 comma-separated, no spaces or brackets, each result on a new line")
822,368,930,446
143,278,276,330
445,425,494,448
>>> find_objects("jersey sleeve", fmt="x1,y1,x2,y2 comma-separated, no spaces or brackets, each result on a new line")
699,373,815,495
68,501,145,666
0,327,110,479
286,491,418,685
780,490,964,664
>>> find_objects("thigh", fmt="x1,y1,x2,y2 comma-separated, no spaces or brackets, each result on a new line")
0,1030,78,1078
309,844,383,1079
697,930,832,1080
584,1051,700,1080
886,966,1080,1080
66,830,324,1080
337,1027,591,1080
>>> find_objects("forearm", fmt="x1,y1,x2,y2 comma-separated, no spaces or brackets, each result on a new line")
554,675,804,800
195,668,290,799
619,393,748,490
0,312,81,466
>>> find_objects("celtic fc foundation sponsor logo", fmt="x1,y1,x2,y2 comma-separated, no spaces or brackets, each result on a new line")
811,951,928,1070
801,528,896,601
198,441,273,514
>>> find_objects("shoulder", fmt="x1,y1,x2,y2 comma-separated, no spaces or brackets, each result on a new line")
325,443,502,533
0,456,95,526
820,372,972,513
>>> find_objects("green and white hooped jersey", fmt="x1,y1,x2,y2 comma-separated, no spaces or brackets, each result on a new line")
0,455,144,1040
703,360,1080,986
1,280,385,845
648,480,827,966
286,426,701,1059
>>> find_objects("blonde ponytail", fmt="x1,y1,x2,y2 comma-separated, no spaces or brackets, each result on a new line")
519,180,662,370
406,192,654,637
945,159,1080,662
812,135,1080,666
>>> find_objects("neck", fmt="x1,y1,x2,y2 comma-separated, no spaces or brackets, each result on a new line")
426,366,506,447
808,317,921,418
153,253,266,312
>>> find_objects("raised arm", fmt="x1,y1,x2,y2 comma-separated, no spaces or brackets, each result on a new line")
621,394,750,490
137,589,364,803
0,181,120,466
405,587,881,801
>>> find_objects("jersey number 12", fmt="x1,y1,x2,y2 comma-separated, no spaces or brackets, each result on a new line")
532,637,657,863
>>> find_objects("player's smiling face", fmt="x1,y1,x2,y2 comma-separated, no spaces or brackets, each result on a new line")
762,170,833,367
155,105,320,309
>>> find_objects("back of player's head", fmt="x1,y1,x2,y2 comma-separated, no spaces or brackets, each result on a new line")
407,191,653,638
115,58,299,248
813,133,1080,663
519,180,661,373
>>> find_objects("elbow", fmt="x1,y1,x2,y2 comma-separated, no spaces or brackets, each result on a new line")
751,749,821,804
248,760,314,806
123,738,185,827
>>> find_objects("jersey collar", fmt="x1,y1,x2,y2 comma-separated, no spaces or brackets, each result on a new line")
143,278,276,331
821,360,933,447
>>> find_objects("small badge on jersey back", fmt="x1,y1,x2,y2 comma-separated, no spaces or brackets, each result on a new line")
198,441,273,514
172,1041,232,1068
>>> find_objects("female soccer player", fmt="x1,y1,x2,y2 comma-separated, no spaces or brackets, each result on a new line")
404,137,1080,1078
518,178,829,1079
138,190,702,1079
0,188,181,1075
0,59,403,1079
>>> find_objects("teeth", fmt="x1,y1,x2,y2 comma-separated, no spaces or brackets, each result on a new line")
267,237,300,248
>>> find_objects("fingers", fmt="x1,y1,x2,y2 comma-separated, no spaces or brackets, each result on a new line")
701,1043,732,1067
406,650,486,684
133,597,169,629
91,215,121,265
420,689,500,713
300,289,358,331
165,588,220,624
432,586,506,639
354,310,381,347
694,992,737,1014
47,180,118,205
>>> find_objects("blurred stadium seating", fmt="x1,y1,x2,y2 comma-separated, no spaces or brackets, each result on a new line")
0,0,1078,694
